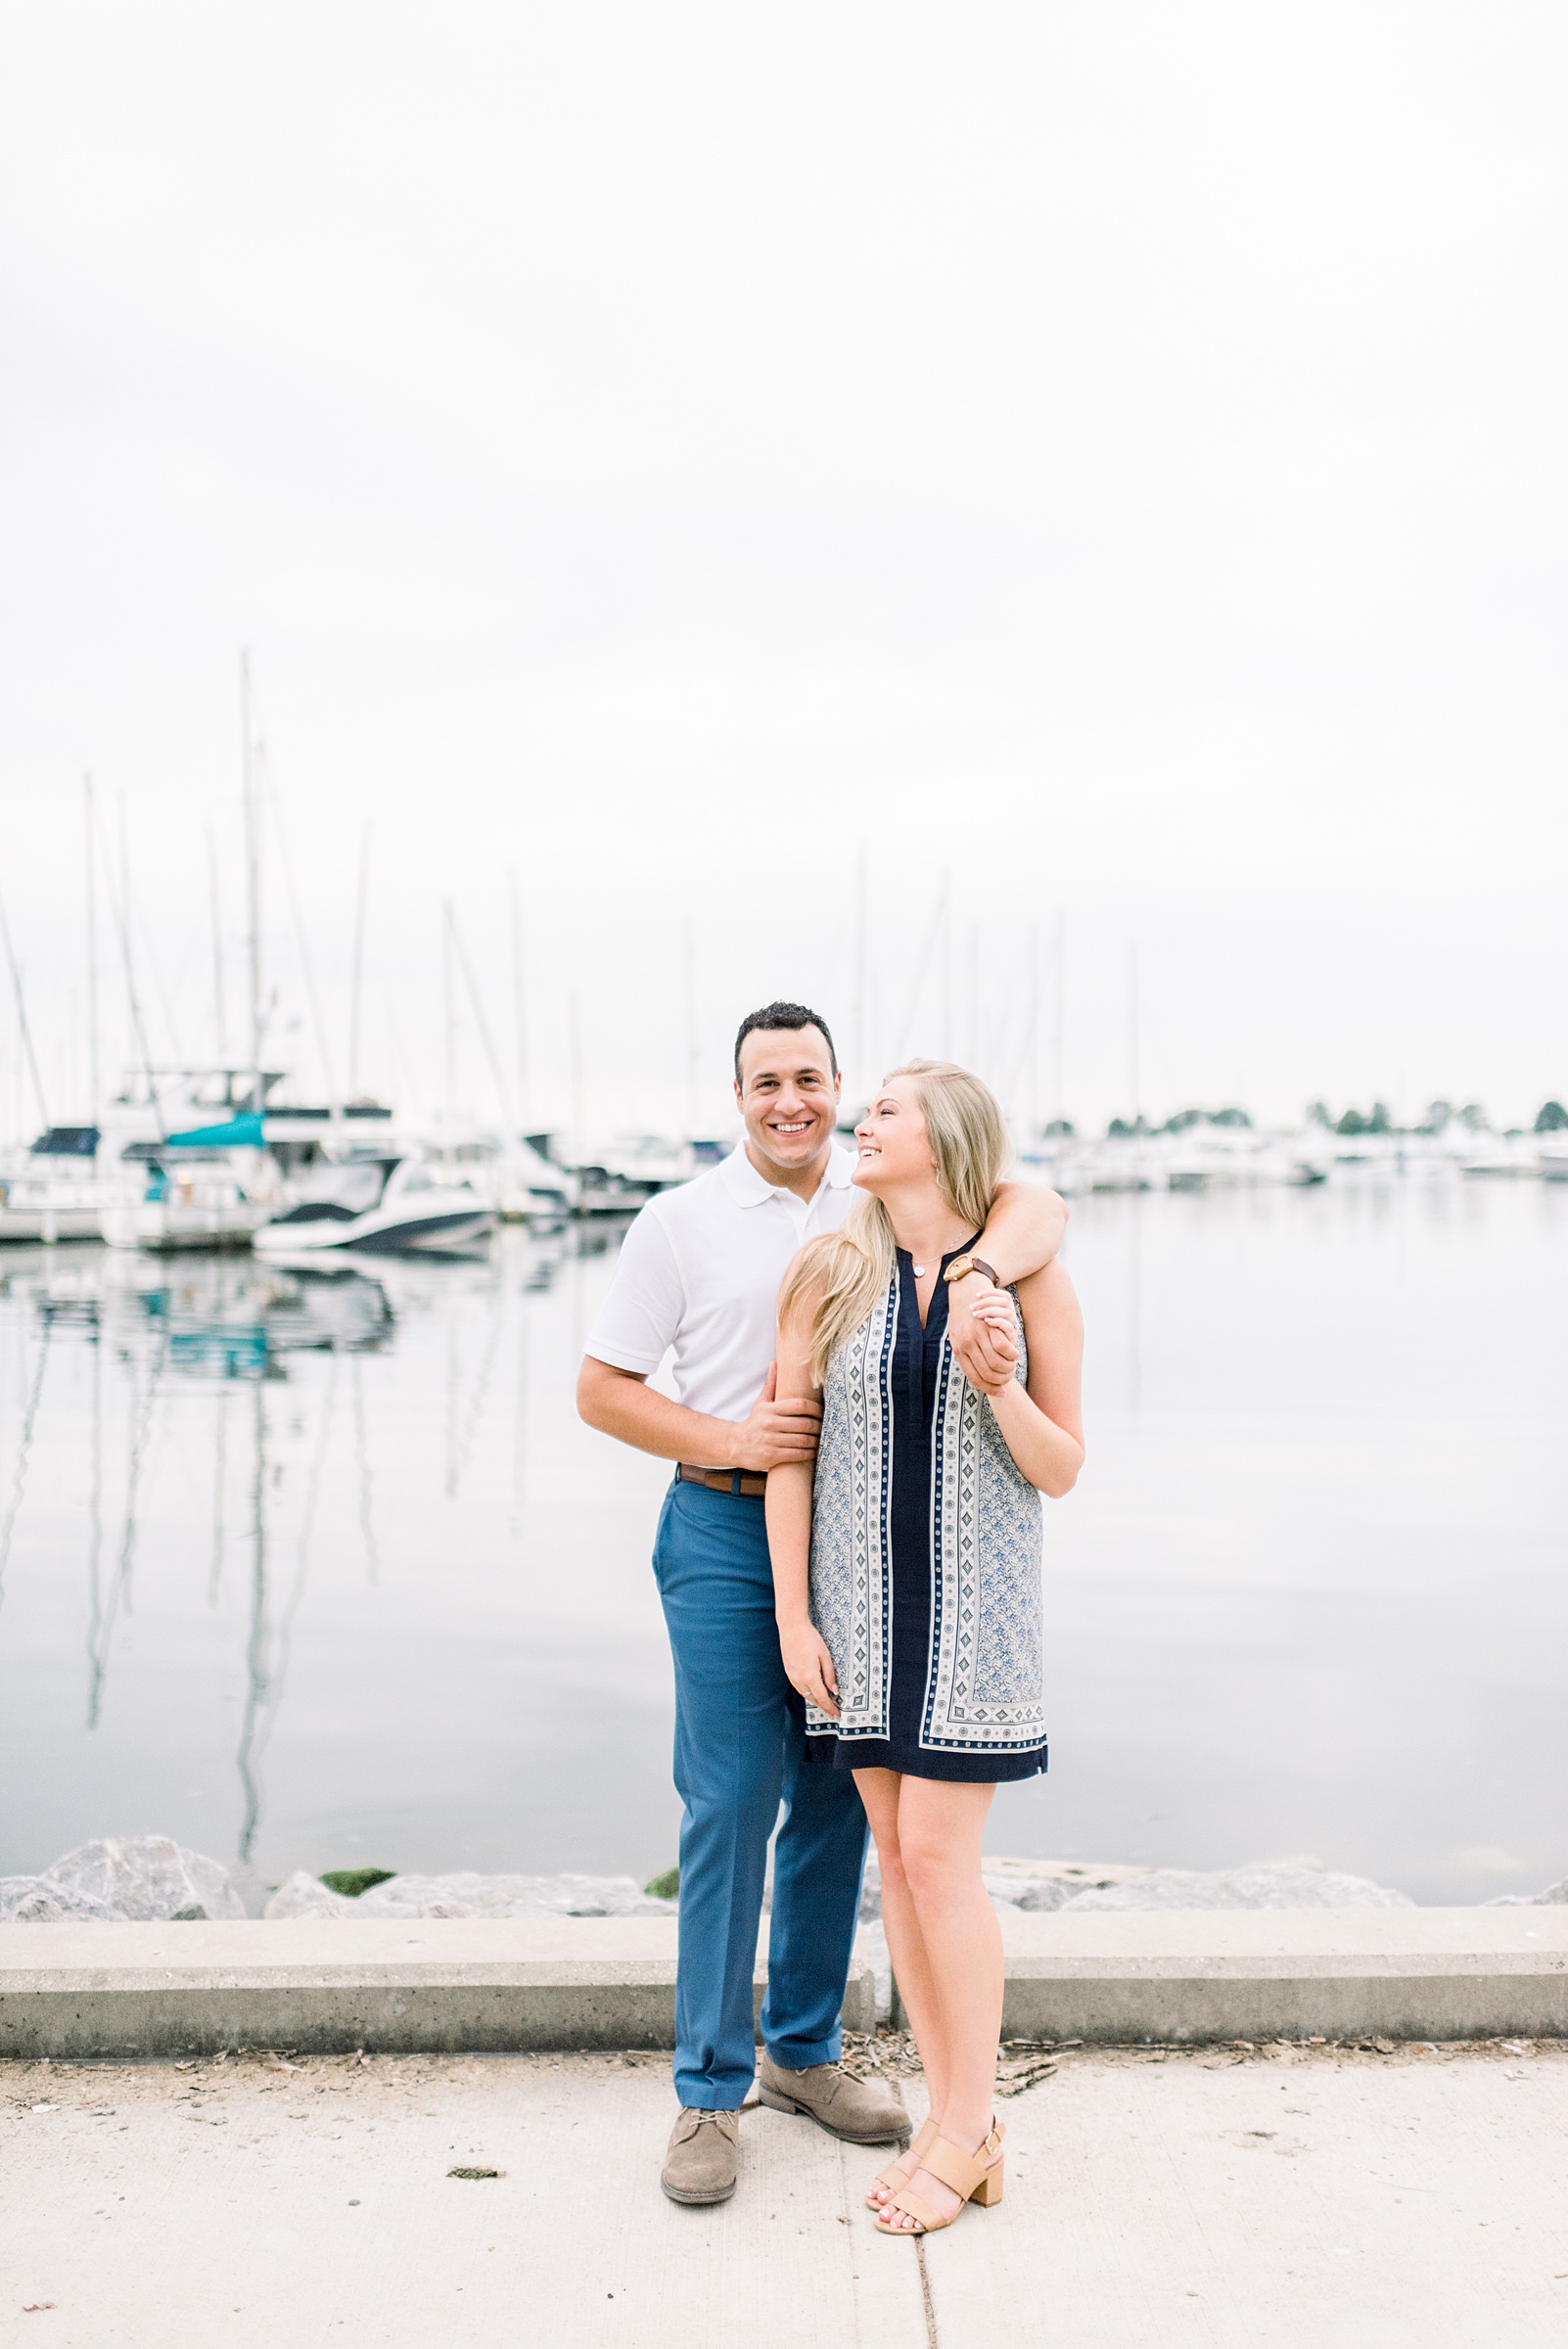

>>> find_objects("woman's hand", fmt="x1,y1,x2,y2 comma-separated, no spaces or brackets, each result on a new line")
778,1619,840,1719
946,1275,1020,1390
960,1291,1020,1394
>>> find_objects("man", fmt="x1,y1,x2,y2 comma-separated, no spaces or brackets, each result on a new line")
577,1002,1068,2206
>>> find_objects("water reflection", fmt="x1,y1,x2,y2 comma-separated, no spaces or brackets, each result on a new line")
0,1224,674,1899
10,1256,397,1803
0,1184,1565,1905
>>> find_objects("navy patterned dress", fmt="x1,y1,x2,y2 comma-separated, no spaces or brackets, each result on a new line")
804,1240,1047,1782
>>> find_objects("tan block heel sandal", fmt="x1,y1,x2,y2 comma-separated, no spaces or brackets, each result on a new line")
865,2116,939,2209
874,2119,1005,2236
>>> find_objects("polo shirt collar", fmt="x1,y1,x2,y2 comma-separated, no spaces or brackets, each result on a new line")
719,1139,855,1208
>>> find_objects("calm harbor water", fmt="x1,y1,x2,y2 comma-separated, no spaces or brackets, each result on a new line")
1,1176,1564,1909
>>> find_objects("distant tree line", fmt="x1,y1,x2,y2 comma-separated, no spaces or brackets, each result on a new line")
1308,1099,1568,1137
1104,1108,1252,1138
1071,1098,1568,1142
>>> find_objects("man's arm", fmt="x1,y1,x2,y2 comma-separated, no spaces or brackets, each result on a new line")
974,1177,1069,1286
947,1178,1069,1388
576,1357,821,1474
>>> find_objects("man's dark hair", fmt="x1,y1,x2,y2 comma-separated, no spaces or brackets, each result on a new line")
733,1001,838,1082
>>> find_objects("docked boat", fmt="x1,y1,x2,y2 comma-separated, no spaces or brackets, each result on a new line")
596,1134,695,1197
0,1127,106,1243
1458,1133,1538,1177
99,1106,280,1253
100,1171,274,1253
1073,1136,1167,1193
254,1155,496,1256
495,1137,576,1220
419,1128,576,1221
1166,1124,1335,1190
1540,1134,1568,1182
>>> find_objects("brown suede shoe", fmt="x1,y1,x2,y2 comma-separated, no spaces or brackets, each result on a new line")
661,2106,741,2205
757,2050,910,2145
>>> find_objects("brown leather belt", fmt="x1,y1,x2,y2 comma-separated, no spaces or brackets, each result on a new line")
677,1463,768,1498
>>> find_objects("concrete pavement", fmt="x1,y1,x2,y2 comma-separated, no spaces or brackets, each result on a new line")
4,2039,1565,2347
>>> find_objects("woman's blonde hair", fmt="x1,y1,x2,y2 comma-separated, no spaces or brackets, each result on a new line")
778,1059,1012,1386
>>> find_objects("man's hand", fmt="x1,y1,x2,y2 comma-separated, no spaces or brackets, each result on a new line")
947,1274,1020,1393
777,1617,840,1718
727,1363,823,1472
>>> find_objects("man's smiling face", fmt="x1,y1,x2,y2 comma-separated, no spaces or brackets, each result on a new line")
734,1026,842,1181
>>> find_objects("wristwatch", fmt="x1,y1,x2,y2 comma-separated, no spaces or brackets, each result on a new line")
943,1254,998,1288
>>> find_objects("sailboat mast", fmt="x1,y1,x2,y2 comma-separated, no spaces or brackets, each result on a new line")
1030,922,1043,1136
241,651,262,1110
263,742,339,1117
0,886,48,1134
348,823,371,1101
207,824,227,1064
84,776,101,1128
966,920,981,1072
449,902,515,1125
1129,940,1141,1128
682,914,698,1136
508,868,529,1133
442,899,456,1132
1051,910,1065,1131
97,793,162,1136
852,836,868,1098
568,989,585,1166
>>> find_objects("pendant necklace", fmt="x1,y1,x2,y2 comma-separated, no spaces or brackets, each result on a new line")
912,1263,926,1276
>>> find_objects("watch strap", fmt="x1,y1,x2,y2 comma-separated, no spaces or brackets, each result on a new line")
944,1253,998,1287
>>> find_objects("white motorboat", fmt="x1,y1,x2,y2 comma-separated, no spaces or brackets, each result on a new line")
1166,1123,1336,1190
419,1128,576,1221
1074,1135,1167,1192
1458,1133,1538,1177
254,1155,496,1256
0,1127,106,1242
496,1137,576,1220
1539,1133,1568,1181
597,1134,695,1197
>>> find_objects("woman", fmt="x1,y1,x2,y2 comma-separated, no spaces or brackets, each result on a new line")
767,1060,1084,2238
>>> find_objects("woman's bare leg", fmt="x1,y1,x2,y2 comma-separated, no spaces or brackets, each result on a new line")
853,1768,951,2200
879,1776,1001,2232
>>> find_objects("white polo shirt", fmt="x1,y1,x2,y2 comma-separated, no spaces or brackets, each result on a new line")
583,1141,858,1427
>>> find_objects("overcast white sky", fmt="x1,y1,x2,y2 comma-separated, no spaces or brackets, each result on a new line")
2,1,1565,1140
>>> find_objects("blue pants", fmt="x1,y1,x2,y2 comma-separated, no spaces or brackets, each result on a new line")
652,1477,869,2109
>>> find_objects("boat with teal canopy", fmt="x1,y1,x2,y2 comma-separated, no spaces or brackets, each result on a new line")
161,1111,267,1151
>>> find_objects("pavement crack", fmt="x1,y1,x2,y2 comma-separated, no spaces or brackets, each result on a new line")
915,2235,939,2348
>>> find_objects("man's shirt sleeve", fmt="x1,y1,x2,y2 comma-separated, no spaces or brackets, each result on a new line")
581,1204,685,1375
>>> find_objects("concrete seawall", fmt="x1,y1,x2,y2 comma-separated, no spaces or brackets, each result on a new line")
996,1906,1568,2043
3,1909,1565,2057
0,1917,858,2058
